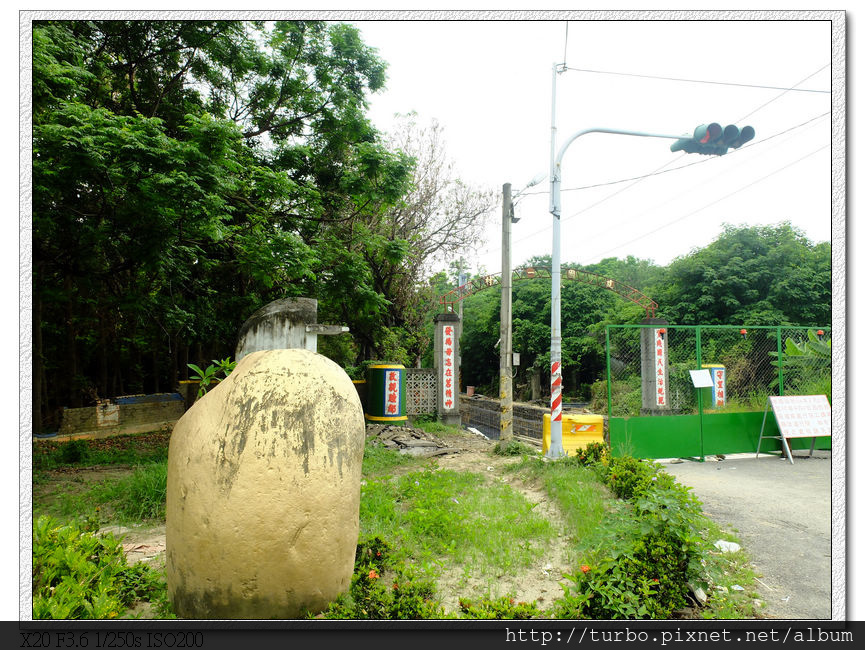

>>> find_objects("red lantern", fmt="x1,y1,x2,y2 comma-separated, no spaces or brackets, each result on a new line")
740,329,747,338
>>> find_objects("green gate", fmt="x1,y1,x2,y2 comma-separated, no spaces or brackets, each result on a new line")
604,325,831,459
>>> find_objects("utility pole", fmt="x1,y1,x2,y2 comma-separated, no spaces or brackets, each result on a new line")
499,183,514,442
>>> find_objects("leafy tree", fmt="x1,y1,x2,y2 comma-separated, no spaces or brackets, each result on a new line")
32,20,411,430
655,223,830,326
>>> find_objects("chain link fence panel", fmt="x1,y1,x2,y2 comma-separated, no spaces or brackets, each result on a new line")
602,325,831,417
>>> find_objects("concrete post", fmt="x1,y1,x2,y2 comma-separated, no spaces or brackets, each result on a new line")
434,312,461,426
640,317,671,415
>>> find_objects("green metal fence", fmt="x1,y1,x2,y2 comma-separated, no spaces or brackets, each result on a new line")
603,325,832,459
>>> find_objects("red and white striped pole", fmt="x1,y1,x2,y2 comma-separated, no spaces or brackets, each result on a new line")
547,62,566,458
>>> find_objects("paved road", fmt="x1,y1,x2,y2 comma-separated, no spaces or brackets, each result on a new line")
661,450,835,620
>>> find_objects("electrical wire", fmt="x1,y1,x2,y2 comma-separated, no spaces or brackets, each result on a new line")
514,111,830,196
582,143,830,264
736,65,830,123
563,65,830,95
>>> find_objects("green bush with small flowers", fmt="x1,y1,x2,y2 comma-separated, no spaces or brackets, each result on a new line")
601,455,677,501
553,457,709,619
458,595,542,619
314,537,444,619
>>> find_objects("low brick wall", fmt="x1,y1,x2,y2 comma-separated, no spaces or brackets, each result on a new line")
55,394,185,441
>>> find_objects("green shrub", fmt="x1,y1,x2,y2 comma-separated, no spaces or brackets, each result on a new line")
554,459,709,619
315,537,444,619
458,595,542,619
567,441,609,467
32,515,162,619
59,439,90,465
603,456,675,501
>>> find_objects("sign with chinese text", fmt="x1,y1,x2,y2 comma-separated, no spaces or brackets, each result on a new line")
441,324,456,411
712,366,726,407
654,329,667,407
769,395,831,439
383,368,402,416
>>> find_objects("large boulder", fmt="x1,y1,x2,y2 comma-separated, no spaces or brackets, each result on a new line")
165,348,365,618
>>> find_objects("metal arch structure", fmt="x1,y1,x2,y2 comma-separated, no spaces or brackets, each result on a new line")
438,266,658,318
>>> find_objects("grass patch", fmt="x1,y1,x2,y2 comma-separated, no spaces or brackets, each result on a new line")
44,461,168,525
360,467,556,580
411,419,462,438
492,439,537,456
505,455,610,547
698,521,763,619
361,439,426,476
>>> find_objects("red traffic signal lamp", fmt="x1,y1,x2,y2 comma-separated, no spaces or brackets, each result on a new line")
671,123,755,156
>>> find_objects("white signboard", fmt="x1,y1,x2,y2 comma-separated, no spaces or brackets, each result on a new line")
689,369,713,388
769,395,831,438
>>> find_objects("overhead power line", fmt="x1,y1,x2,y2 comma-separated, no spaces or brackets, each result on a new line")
564,65,830,94
485,114,830,261
515,111,829,196
583,143,830,264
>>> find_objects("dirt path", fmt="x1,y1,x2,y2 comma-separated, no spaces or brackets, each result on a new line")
430,434,573,612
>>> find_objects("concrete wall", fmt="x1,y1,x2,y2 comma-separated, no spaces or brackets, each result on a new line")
57,395,185,440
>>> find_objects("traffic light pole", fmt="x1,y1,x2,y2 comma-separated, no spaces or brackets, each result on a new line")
545,66,683,459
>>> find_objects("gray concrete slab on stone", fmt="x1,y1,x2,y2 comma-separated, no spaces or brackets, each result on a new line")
660,449,833,620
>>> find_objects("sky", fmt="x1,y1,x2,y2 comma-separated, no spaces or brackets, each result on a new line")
353,18,835,276
4,4,855,625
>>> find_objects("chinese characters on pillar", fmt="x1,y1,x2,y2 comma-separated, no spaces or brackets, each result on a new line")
384,369,401,416
442,325,456,411
713,367,726,407
654,329,667,408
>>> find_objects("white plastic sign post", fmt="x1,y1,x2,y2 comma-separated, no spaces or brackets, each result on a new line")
756,395,831,464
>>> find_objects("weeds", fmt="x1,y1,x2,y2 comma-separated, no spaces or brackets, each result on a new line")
32,516,164,619
46,462,168,525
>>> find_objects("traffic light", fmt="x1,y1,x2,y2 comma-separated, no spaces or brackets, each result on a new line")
670,123,755,156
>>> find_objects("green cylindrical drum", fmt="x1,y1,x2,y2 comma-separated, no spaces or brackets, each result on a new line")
364,364,407,425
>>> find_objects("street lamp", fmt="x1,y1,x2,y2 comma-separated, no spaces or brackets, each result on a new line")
545,62,753,459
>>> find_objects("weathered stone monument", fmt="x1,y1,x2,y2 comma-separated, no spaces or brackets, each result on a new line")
165,347,365,618
234,297,348,360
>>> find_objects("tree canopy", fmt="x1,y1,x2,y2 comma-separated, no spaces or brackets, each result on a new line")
32,19,490,431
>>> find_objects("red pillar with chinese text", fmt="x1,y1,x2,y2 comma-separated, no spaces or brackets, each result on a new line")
639,318,671,415
434,312,462,426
